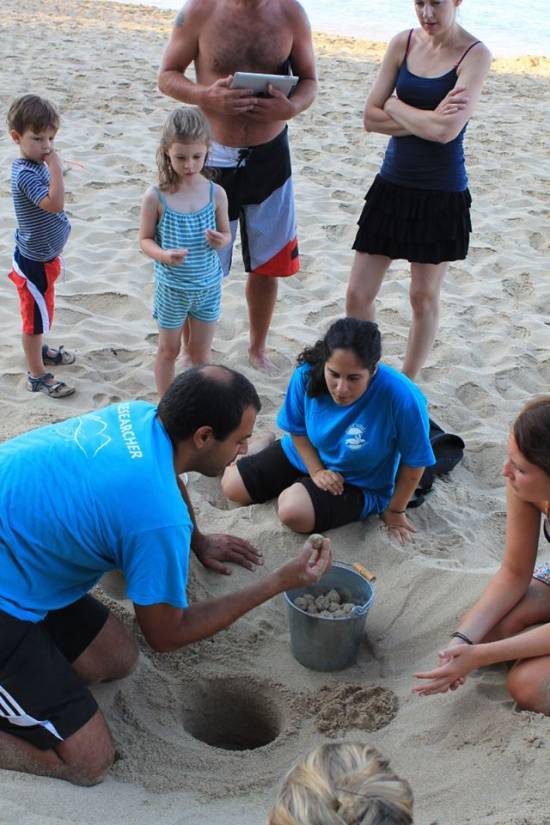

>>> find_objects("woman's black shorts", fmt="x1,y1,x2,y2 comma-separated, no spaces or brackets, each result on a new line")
236,440,364,532
352,174,472,264
0,595,109,750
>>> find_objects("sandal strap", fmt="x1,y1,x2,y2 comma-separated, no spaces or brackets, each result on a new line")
28,372,54,387
42,345,68,365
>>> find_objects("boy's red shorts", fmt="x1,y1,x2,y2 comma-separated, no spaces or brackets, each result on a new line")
9,248,61,335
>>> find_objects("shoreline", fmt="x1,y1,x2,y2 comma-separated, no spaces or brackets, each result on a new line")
95,0,550,60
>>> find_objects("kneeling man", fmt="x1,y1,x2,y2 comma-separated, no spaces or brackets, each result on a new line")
0,366,331,785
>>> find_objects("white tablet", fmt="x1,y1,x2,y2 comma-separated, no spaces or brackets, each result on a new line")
230,72,299,97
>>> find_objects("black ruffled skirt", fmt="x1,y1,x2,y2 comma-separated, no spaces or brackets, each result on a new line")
352,175,472,264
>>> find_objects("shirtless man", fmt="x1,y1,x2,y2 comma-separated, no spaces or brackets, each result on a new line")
158,0,317,369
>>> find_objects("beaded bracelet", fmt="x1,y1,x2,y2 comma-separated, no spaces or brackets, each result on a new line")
387,508,406,514
450,631,474,645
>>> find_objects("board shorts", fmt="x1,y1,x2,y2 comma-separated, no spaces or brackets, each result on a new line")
236,440,364,532
207,127,299,277
0,595,109,750
533,564,550,587
153,278,221,327
8,246,61,335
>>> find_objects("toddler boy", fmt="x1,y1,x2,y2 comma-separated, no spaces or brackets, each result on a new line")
7,94,75,398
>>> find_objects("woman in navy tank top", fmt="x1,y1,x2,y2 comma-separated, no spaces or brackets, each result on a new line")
346,0,491,381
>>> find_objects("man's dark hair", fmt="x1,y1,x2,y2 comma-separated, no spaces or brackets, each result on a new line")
297,317,382,397
7,95,60,135
157,365,261,444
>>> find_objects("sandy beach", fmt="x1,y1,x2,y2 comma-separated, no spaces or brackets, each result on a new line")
1,1,549,822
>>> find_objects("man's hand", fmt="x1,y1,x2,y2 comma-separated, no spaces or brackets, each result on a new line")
200,75,256,117
311,468,344,496
162,248,188,266
275,536,332,591
243,84,297,122
381,509,416,544
414,641,479,696
192,531,262,575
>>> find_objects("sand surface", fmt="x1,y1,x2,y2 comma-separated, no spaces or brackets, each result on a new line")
1,1,549,823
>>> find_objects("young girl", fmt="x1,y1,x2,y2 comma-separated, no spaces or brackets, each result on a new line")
346,0,491,381
140,107,231,396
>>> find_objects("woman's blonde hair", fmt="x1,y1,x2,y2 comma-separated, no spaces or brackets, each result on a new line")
156,107,211,190
268,742,414,825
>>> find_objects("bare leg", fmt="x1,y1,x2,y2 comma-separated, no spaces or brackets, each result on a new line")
22,332,73,392
221,464,253,504
507,655,550,714
186,317,216,366
22,332,45,377
0,615,137,784
483,580,550,643
72,613,139,685
277,482,316,533
154,326,184,397
0,709,114,786
179,318,191,367
345,252,391,322
482,580,550,714
246,273,278,369
221,433,275,504
402,261,448,381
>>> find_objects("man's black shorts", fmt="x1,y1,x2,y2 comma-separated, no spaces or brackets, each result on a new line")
0,595,109,750
236,440,364,532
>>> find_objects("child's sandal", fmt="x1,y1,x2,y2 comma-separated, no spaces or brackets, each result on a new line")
42,345,76,366
27,372,75,399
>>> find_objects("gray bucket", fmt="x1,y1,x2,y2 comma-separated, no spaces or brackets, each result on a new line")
284,561,375,672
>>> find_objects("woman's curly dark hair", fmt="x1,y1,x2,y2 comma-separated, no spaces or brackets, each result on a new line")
297,318,382,398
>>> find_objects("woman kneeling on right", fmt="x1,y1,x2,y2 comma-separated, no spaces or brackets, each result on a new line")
415,396,550,713
222,318,434,542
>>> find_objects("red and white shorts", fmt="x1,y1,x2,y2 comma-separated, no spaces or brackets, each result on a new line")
207,127,299,278
9,247,61,335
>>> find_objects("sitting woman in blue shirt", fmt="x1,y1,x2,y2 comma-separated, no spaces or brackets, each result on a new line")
222,318,435,541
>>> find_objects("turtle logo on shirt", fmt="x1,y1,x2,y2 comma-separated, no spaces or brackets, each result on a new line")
344,423,366,451
55,415,111,459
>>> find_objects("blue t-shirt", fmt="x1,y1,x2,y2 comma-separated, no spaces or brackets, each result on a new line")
0,402,192,622
11,158,71,261
277,363,435,518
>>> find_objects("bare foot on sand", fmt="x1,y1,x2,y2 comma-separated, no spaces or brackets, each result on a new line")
248,348,277,372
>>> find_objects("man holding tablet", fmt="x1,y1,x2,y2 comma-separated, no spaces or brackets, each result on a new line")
158,0,317,370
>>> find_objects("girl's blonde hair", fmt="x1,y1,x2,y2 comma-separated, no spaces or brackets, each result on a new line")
268,743,414,825
157,107,211,190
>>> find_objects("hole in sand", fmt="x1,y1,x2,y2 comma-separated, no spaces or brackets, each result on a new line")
182,677,282,751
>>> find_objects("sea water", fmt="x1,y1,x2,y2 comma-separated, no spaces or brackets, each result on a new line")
100,0,549,57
